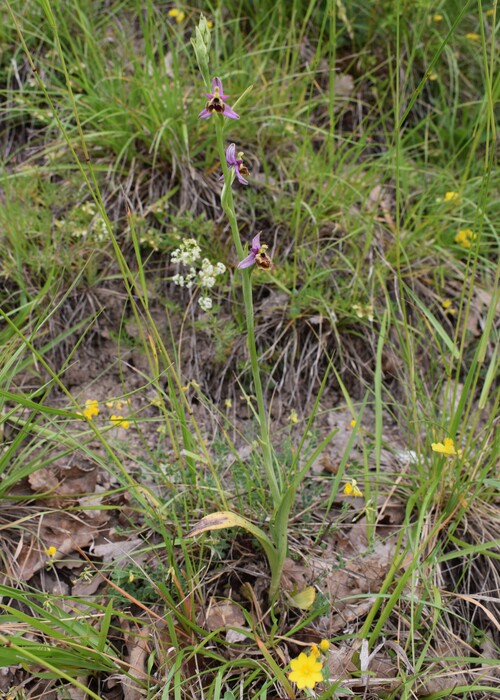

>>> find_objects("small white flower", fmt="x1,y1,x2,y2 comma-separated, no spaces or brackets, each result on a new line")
201,258,214,272
93,219,107,241
184,268,197,289
198,296,213,311
182,250,196,265
199,272,212,288
352,303,374,322
171,238,201,266
199,258,224,288
199,258,215,281
81,202,96,215
200,275,216,288
172,273,185,287
139,234,159,251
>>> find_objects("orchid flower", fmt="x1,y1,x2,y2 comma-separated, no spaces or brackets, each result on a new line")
223,143,249,184
198,77,239,120
238,233,273,270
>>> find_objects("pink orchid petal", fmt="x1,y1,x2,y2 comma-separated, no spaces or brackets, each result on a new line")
223,105,240,119
226,143,237,164
251,233,261,252
237,253,256,269
212,77,228,99
235,170,248,185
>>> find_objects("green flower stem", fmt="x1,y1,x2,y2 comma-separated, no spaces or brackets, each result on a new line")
214,117,281,510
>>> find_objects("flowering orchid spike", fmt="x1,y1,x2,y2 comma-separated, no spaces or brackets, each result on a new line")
224,143,249,184
199,77,240,119
238,232,273,270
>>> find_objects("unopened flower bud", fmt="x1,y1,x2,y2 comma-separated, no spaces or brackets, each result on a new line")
198,15,211,53
192,16,211,86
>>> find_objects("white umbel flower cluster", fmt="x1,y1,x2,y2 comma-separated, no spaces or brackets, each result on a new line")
171,238,225,311
198,296,213,311
199,258,226,288
171,238,201,265
171,268,197,289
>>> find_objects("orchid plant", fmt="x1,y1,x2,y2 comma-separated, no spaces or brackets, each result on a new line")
187,17,322,605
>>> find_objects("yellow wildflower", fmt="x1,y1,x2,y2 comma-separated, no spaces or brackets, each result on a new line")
110,415,130,429
465,32,480,40
319,639,330,652
45,546,57,558
444,191,460,203
206,19,214,28
288,652,323,690
168,8,185,23
349,418,357,429
83,399,99,420
310,644,320,657
288,409,299,424
183,379,201,391
428,70,438,81
106,399,126,410
441,299,457,315
344,479,363,497
431,437,458,456
128,572,135,583
224,398,232,409
433,14,443,21
454,229,476,249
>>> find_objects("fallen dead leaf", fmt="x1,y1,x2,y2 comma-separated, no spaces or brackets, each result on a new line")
324,642,357,678
329,599,374,634
78,489,110,525
310,519,398,632
7,512,100,582
335,73,354,96
287,585,316,610
281,558,310,592
359,638,399,680
71,572,106,597
28,467,60,493
64,677,89,700
120,622,149,700
27,462,98,510
56,463,97,496
91,538,144,563
203,598,245,633
226,627,250,643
